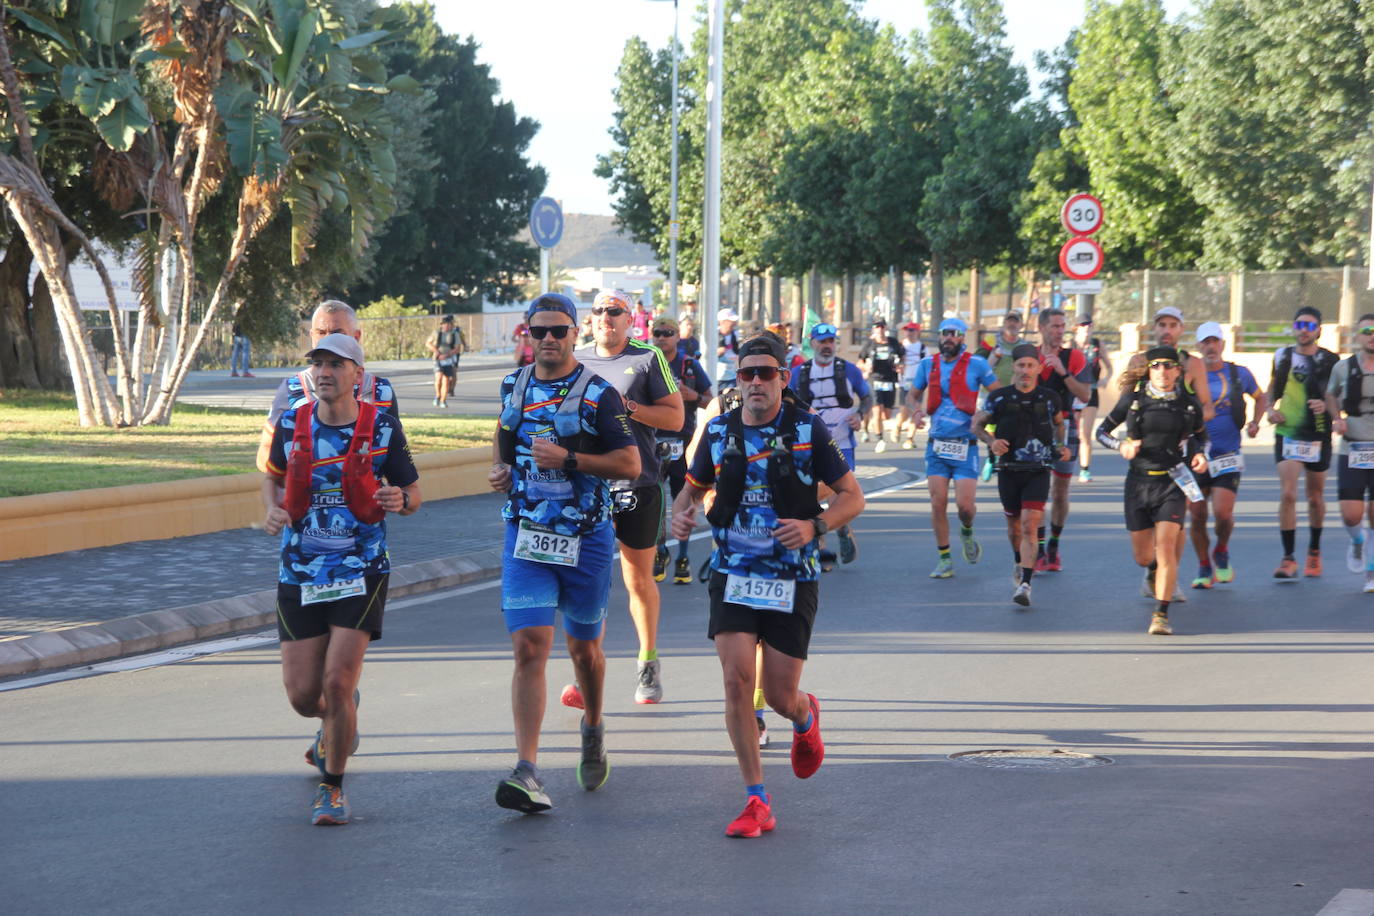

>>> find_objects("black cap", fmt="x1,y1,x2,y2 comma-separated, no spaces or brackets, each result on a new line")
1145,345,1180,363
737,334,786,366
1011,343,1040,362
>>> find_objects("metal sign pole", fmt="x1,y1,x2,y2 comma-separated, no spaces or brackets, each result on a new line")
541,248,550,294
701,0,723,384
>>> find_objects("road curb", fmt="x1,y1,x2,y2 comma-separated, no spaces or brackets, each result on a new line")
0,468,911,680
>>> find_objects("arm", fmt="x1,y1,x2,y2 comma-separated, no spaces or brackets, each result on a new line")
1188,358,1215,422
1095,387,1134,451
1096,349,1114,387
971,408,1007,456
906,385,927,429
532,440,640,481
261,473,290,536
626,390,685,432
1326,367,1346,437
255,380,293,473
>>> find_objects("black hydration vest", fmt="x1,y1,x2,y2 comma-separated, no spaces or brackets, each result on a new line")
1040,347,1077,407
1342,354,1368,419
1222,361,1246,431
991,388,1058,464
706,401,823,529
1272,345,1338,435
796,358,853,409
1125,381,1203,447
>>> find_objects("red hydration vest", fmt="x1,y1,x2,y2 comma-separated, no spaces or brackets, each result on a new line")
926,352,978,415
282,401,384,524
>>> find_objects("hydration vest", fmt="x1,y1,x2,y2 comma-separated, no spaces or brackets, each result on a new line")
1342,354,1369,419
497,364,593,466
282,401,384,524
714,385,809,416
991,388,1058,464
926,352,978,416
1124,381,1202,445
1219,361,1246,431
1272,345,1337,433
706,401,823,530
797,358,853,408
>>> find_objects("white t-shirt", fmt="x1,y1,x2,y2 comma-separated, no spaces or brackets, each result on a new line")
901,341,928,383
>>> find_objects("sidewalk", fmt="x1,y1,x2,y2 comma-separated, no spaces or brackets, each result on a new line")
0,464,911,677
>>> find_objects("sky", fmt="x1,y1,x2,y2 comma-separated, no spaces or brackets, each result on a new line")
430,0,1191,217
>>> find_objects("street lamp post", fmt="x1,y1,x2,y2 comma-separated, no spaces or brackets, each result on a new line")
648,0,682,319
702,0,722,384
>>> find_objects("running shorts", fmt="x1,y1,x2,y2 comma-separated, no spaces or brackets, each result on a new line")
612,484,665,550
1053,434,1082,478
707,571,818,660
925,437,981,481
501,522,614,640
276,574,388,642
997,467,1051,516
1337,454,1374,502
874,387,897,410
1273,437,1332,473
1123,472,1186,532
1196,466,1241,493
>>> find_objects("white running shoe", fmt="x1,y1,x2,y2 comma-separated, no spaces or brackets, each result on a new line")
874,439,887,453
1348,537,1366,574
1012,582,1031,607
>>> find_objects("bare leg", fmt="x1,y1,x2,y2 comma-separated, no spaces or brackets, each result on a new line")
510,626,555,763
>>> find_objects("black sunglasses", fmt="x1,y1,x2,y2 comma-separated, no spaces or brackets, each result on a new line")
1148,359,1179,370
528,324,574,340
737,366,781,382
652,329,676,337
592,306,626,317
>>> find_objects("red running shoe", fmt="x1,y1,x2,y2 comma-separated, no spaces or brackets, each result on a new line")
1034,553,1051,572
560,683,584,709
1043,552,1062,572
791,693,824,779
725,795,776,838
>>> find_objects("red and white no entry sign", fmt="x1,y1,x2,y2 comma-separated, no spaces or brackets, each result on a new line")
1060,193,1104,236
1059,236,1104,280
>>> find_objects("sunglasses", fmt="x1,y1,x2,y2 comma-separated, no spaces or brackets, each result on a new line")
1148,359,1179,370
737,366,781,382
592,306,626,317
940,329,963,337
1359,326,1374,336
652,329,676,337
1293,320,1319,332
528,324,574,340
811,324,838,338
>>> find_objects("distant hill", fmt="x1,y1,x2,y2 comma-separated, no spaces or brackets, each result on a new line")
518,213,660,270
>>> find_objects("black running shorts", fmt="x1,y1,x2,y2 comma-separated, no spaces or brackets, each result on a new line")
1195,467,1241,493
276,574,388,642
613,484,665,550
707,571,818,660
1123,474,1186,532
1337,454,1374,502
1273,437,1332,473
997,466,1051,516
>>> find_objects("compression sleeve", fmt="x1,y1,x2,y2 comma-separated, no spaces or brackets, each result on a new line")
1095,387,1134,450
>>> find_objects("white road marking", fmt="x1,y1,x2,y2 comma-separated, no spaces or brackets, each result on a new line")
1316,890,1374,916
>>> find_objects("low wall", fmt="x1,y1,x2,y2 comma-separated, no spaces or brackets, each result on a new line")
0,446,494,563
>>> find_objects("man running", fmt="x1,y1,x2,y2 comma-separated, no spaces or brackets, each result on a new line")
427,314,466,408
982,311,1025,389
973,344,1069,607
1188,322,1265,588
671,334,864,838
255,300,397,473
789,322,871,567
650,316,713,585
1267,306,1338,580
575,289,684,703
908,317,1000,578
896,321,928,449
858,319,903,452
717,308,741,386
1325,314,1374,592
488,293,640,813
261,333,421,825
1073,317,1113,482
1032,308,1092,572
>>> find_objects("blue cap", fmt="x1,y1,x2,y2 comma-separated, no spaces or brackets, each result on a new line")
810,322,838,340
938,317,968,333
526,293,578,323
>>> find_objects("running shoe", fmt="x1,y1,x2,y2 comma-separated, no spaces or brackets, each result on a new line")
1273,556,1300,581
1191,567,1215,589
860,430,871,443
231,371,240,378
1212,549,1234,584
791,694,824,779
838,528,858,564
432,397,440,406
1171,582,1187,603
960,530,982,564
560,683,584,710
1141,566,1156,599
577,718,610,791
1034,553,1052,573
635,659,663,704
979,457,994,482
901,438,914,450
757,714,769,748
1012,582,1031,607
438,400,446,409
1078,468,1092,483
496,763,552,813
1304,550,1323,577
1365,573,1374,594
1147,613,1172,636
1348,538,1366,574
929,557,954,579
819,549,837,573
311,782,350,826
652,545,670,582
673,556,692,584
875,439,887,453
1042,552,1062,572
242,372,255,378
725,795,776,838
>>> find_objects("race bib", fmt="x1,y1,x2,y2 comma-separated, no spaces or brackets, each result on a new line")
301,577,365,606
1349,442,1374,470
513,519,582,567
658,439,685,461
875,380,896,392
932,437,970,462
1282,437,1322,463
1207,452,1244,476
724,573,795,613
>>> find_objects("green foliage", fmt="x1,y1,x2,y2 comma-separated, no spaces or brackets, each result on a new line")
356,294,426,318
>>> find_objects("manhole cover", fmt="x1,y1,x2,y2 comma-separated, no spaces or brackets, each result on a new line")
949,749,1113,770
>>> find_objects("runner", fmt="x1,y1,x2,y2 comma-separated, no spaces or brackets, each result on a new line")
670,334,864,838
717,308,741,387
1325,314,1374,592
426,314,465,408
858,319,903,452
1188,322,1265,588
254,300,397,473
574,289,684,703
789,322,871,568
1033,308,1092,572
972,344,1069,607
908,317,1000,578
1073,317,1113,482
488,293,639,813
896,321,928,449
982,312,1025,389
1266,306,1338,580
650,316,713,585
261,333,421,825
1096,346,1209,635
679,315,702,360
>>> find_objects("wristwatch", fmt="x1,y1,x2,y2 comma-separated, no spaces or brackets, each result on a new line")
563,451,579,470
811,517,829,539
401,490,410,511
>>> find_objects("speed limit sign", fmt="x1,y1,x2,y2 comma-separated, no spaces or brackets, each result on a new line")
1060,193,1103,236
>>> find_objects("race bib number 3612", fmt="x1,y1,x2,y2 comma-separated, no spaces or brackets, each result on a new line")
725,573,796,613
513,520,581,567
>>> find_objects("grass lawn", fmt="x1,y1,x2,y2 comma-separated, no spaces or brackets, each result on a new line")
0,389,494,498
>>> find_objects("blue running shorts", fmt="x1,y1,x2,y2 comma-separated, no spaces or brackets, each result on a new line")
924,437,981,481
502,521,614,640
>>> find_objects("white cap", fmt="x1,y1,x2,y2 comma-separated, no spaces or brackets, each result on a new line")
307,332,364,366
718,308,740,322
1195,321,1225,342
1154,306,1184,322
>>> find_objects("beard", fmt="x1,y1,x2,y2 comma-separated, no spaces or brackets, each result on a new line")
939,339,962,358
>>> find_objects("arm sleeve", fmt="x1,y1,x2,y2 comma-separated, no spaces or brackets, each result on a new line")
809,417,852,486
1095,387,1134,449
593,386,636,450
380,420,420,488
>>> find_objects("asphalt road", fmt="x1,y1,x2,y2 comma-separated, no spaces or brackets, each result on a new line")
6,447,1374,915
